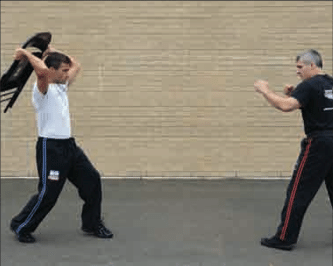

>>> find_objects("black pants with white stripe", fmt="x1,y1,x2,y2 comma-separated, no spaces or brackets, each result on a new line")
11,137,103,234
275,135,333,243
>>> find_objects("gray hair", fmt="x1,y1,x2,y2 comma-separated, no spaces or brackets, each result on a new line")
296,49,323,69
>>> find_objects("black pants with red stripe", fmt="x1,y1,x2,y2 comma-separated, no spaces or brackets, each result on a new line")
11,137,103,234
275,135,333,243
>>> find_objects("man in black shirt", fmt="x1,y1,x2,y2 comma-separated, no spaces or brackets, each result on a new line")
254,49,333,251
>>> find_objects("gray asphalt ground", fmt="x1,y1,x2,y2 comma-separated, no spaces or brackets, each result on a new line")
1,179,332,266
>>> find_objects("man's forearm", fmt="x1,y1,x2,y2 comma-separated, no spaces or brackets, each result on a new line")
262,90,285,111
46,46,80,70
254,80,300,112
68,54,81,70
262,90,300,112
24,50,49,77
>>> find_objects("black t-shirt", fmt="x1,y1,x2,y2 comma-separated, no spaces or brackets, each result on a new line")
291,74,333,135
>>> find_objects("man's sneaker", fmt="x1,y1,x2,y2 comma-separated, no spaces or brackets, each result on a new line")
10,225,36,243
260,236,296,251
17,232,36,243
82,221,113,239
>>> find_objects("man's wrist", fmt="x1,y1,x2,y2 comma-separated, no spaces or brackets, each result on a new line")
42,50,49,57
22,49,30,57
23,49,34,60
262,89,270,97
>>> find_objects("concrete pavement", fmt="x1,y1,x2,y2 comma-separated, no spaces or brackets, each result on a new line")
1,179,332,266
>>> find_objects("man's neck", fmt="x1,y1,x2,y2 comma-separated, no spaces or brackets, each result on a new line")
311,71,324,78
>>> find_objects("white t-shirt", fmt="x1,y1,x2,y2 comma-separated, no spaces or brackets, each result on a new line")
32,82,71,139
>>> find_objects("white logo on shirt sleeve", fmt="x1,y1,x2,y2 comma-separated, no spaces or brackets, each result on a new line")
324,89,333,100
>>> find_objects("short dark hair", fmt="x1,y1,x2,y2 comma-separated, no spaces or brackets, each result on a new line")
44,52,71,70
296,49,323,69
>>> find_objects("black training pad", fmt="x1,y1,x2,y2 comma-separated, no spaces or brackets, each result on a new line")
0,32,51,113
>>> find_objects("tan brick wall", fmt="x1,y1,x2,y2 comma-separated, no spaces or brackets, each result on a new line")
1,1,332,177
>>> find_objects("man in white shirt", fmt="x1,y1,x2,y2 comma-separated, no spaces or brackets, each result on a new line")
10,45,113,243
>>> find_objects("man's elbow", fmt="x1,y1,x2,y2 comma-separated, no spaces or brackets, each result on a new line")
36,67,49,78
281,107,293,112
71,59,81,71
76,62,82,72
279,103,298,112
72,63,81,76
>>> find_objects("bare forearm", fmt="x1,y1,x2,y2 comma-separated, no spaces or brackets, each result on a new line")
254,80,301,112
47,46,81,70
262,90,301,112
262,90,285,111
42,46,81,85
66,54,81,85
24,50,49,77
68,54,80,68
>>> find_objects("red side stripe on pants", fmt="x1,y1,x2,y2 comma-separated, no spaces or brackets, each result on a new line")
280,139,312,241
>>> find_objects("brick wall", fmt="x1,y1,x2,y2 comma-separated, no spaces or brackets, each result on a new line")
1,1,332,177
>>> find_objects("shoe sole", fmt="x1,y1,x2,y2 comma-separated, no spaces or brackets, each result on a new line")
260,239,295,251
17,236,36,243
82,229,113,239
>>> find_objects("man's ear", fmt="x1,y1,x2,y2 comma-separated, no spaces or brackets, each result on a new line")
48,66,56,74
310,62,317,70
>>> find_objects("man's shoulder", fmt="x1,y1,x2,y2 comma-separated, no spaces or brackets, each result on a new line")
308,74,333,85
34,82,68,93
303,75,333,93
321,74,333,85
51,82,68,92
296,79,312,91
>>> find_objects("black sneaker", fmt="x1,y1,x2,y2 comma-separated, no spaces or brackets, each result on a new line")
260,236,296,251
11,225,36,243
17,232,36,243
82,221,113,239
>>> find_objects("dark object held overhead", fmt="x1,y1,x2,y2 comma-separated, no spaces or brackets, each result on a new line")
0,32,52,113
